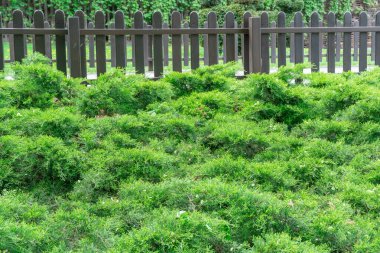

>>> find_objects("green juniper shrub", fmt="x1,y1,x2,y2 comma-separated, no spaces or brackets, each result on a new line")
79,71,173,117
71,147,177,201
0,80,14,108
0,217,46,252
78,70,137,117
1,63,380,251
0,135,82,190
248,232,329,253
0,107,83,141
337,97,380,123
11,61,68,109
170,90,237,119
112,208,237,253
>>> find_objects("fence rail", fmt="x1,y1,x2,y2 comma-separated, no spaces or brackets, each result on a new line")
1,10,380,78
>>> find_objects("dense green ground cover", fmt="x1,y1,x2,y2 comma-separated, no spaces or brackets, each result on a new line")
0,54,380,252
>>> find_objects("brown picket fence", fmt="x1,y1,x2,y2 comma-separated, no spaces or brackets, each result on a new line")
1,10,380,78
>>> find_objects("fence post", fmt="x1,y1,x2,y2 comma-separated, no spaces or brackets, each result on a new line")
327,12,335,73
359,12,368,72
75,11,87,78
13,10,26,63
261,12,269,73
343,12,351,72
249,17,261,73
134,11,145,74
68,17,81,78
310,12,320,72
375,12,380,66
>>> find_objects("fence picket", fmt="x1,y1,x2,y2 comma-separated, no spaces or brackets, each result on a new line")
249,17,261,73
225,12,235,63
88,22,95,68
376,12,380,66
243,12,251,74
234,21,238,62
310,12,320,72
183,22,190,66
354,20,359,61
147,25,153,71
68,17,81,78
359,12,368,72
95,11,106,76
44,21,52,60
336,21,341,62
208,12,218,65
261,12,269,73
190,12,199,70
294,12,303,64
75,11,87,78
371,19,375,62
115,11,126,70
172,11,182,72
0,14,3,71
13,10,26,63
33,10,45,55
134,11,144,74
343,12,351,71
8,22,14,62
290,21,294,63
152,12,163,78
278,12,286,67
271,21,276,64
327,12,335,73
203,21,209,65
163,22,169,66
110,22,116,67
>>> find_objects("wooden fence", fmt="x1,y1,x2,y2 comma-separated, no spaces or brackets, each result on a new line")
1,10,380,78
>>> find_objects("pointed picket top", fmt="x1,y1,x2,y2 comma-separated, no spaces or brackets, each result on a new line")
310,11,319,22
